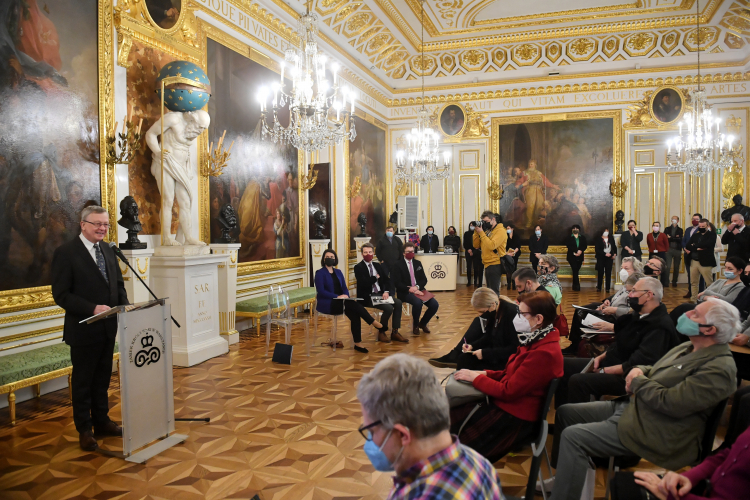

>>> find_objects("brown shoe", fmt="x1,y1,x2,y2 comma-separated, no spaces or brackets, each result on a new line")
94,421,122,438
378,331,391,343
420,324,431,334
79,430,97,451
412,325,420,336
683,292,692,298
391,330,409,343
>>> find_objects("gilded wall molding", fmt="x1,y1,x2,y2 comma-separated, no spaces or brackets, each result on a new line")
0,308,64,327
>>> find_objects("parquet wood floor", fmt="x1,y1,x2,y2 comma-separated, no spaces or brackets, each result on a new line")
0,285,694,500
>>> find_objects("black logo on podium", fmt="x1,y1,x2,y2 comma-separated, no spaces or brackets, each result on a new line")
430,263,447,279
134,333,161,367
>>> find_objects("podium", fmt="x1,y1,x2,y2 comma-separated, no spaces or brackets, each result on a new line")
82,299,187,462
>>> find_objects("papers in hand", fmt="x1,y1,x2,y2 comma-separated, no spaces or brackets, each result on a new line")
581,314,601,327
371,295,395,305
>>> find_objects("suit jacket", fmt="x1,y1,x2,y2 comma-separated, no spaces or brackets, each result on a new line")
620,230,643,258
665,224,684,250
506,232,522,259
595,235,618,267
621,341,737,470
420,233,440,253
354,260,393,307
686,229,717,267
647,232,670,253
51,237,129,347
391,258,428,299
528,234,549,256
721,225,750,261
314,267,349,314
375,235,403,268
565,234,588,263
682,225,700,252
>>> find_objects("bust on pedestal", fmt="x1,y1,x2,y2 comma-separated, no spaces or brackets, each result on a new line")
118,196,147,250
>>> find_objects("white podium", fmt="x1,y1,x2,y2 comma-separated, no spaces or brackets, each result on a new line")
309,239,331,276
211,243,241,345
418,253,458,291
150,253,229,367
119,248,155,303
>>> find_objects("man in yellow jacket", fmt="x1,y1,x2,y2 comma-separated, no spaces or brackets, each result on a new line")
473,210,507,294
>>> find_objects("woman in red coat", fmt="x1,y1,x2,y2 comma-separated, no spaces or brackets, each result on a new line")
450,291,564,462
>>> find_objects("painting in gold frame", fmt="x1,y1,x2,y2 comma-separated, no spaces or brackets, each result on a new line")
649,85,685,126
144,0,184,31
438,103,467,137
0,0,114,313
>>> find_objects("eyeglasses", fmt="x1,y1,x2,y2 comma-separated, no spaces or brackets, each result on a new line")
83,220,110,229
358,420,382,441
516,305,534,317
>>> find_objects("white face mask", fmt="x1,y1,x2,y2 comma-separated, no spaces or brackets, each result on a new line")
619,268,629,282
603,232,609,238
512,313,531,333
672,219,678,225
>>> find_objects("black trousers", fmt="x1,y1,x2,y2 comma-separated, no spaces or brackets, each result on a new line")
568,258,583,291
70,335,116,433
466,251,483,285
530,254,540,272
597,258,614,291
484,264,502,295
555,357,627,408
342,301,376,343
726,384,750,446
402,294,439,327
506,255,520,288
372,298,402,330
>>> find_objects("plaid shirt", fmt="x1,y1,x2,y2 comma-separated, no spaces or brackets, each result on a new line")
387,437,503,500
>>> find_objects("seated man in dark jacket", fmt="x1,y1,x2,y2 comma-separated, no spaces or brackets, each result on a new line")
391,242,439,336
555,277,681,407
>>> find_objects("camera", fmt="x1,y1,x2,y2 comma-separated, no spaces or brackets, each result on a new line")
473,220,483,228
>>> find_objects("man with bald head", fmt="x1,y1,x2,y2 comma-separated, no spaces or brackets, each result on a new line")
722,213,750,262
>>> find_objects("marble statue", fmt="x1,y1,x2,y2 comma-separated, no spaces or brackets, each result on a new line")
145,110,210,247
614,210,625,234
312,209,328,239
118,196,147,249
214,204,238,243
721,194,750,224
357,212,368,237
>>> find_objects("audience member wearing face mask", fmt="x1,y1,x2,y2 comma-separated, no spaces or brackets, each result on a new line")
555,278,681,409
504,224,522,289
537,255,563,306
464,222,484,287
565,225,588,292
595,227,618,293
473,211,508,295
376,225,404,272
722,213,750,263
428,287,520,371
620,220,643,261
664,216,684,288
546,297,738,500
450,291,563,463
646,222,670,287
357,354,503,499
420,225,440,253
443,225,461,258
684,218,718,297
390,242,440,336
528,225,549,272
682,213,705,299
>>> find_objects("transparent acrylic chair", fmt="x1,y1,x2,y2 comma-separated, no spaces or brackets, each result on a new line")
266,285,310,357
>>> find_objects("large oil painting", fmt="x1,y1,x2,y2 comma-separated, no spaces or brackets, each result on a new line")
349,116,386,251
206,38,301,264
0,0,101,291
497,117,614,244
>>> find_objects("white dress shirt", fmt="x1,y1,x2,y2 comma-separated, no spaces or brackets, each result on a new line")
79,233,101,263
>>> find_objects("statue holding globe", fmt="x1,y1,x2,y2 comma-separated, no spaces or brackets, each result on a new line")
144,61,212,249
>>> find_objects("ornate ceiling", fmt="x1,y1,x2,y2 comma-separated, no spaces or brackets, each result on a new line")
276,0,750,93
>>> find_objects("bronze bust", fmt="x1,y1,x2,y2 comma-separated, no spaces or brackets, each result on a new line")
214,204,238,243
312,209,328,239
357,212,368,237
118,196,147,249
721,195,750,224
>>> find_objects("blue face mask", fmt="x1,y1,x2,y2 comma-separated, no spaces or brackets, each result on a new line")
535,230,541,237
428,230,433,235
386,231,393,237
363,429,401,471
676,313,711,337
725,271,736,279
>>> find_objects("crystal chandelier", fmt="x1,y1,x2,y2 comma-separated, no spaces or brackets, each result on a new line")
394,0,450,185
256,6,355,152
666,0,737,176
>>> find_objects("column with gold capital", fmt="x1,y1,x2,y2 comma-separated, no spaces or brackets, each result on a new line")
211,243,241,345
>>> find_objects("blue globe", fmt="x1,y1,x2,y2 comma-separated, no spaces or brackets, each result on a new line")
155,60,211,112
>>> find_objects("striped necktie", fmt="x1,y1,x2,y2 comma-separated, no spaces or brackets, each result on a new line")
94,243,109,284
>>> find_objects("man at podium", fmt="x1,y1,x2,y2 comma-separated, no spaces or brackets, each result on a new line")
51,205,129,451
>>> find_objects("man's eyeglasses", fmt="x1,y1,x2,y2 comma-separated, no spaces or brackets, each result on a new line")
83,220,110,229
358,420,382,441
516,305,534,317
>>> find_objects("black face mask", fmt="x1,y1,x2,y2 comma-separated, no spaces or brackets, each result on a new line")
481,220,492,231
742,273,750,287
698,228,707,233
324,257,336,267
644,265,654,275
628,296,644,312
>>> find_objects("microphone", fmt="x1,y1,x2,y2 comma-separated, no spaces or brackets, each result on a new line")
108,242,129,263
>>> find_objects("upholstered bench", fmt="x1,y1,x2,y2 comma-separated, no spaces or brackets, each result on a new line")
236,286,317,336
0,342,119,425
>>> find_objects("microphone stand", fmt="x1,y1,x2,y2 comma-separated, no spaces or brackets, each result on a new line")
109,244,180,329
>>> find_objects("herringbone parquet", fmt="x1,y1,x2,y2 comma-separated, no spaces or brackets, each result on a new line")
0,284,693,500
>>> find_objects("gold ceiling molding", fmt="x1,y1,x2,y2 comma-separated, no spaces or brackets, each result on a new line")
473,2,641,26
0,287,56,315
720,0,750,36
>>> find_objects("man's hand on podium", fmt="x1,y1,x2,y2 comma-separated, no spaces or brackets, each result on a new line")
93,305,111,315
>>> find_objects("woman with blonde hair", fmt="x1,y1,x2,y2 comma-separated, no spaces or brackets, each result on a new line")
429,287,520,371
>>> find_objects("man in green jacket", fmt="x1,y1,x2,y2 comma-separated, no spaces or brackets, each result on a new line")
545,297,738,500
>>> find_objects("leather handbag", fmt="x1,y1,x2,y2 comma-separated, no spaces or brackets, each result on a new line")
444,373,486,408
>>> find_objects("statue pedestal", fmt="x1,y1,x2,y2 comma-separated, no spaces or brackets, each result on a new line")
119,248,155,303
309,239,331,276
150,253,229,367
154,245,211,257
354,236,372,264
210,243,241,345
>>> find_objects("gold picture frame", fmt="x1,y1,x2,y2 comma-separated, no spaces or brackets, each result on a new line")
143,0,186,33
649,85,686,126
438,102,467,137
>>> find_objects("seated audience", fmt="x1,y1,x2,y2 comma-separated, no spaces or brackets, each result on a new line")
512,267,556,300
546,297,739,500
420,225,440,253
556,278,680,407
428,288,519,370
731,263,750,315
315,249,383,353
449,291,564,463
564,272,645,354
391,242,439,336
537,254,563,306
357,354,503,499
630,426,750,500
354,243,408,344
644,256,667,282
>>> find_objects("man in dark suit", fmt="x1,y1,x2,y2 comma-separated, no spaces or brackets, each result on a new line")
392,242,439,336
354,243,408,344
685,218,717,298
419,226,440,253
722,213,750,262
375,225,403,273
51,205,129,451
682,213,703,298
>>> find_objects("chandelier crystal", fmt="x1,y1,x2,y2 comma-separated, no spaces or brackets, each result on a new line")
666,0,737,176
256,7,355,152
394,0,450,185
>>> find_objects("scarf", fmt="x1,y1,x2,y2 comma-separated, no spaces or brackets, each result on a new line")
517,324,554,346
538,272,561,291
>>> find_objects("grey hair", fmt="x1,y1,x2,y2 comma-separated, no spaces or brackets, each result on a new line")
357,354,450,438
637,276,663,302
622,256,644,274
81,205,108,222
539,254,559,272
703,298,741,344
624,272,645,287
